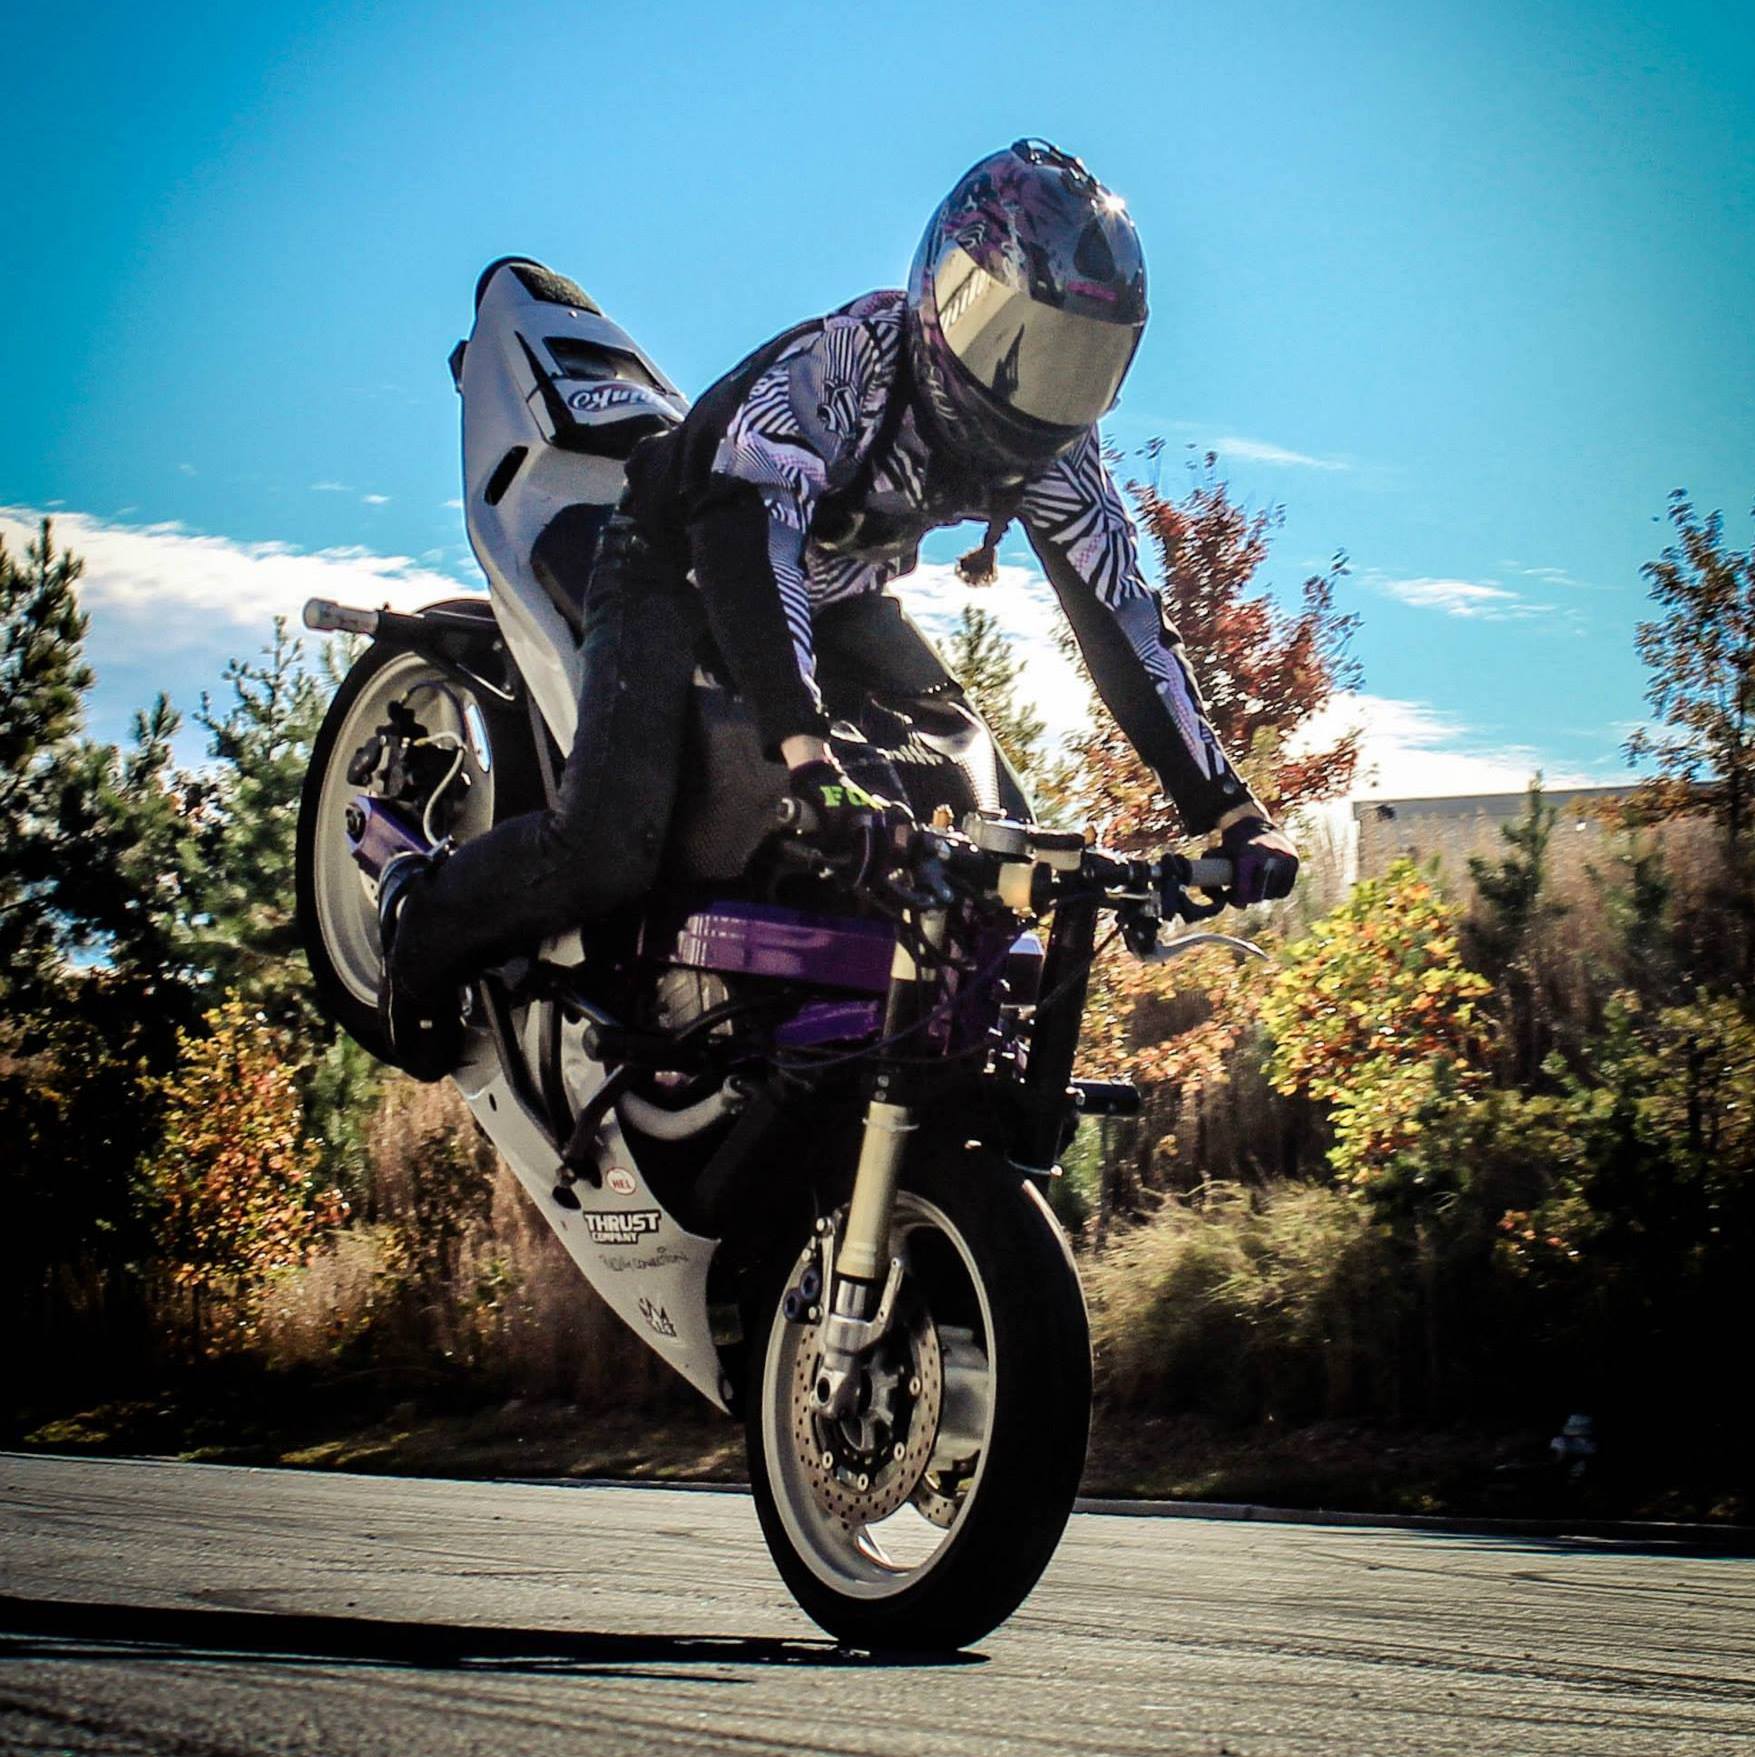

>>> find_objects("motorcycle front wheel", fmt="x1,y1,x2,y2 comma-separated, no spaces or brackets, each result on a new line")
746,1153,1091,1651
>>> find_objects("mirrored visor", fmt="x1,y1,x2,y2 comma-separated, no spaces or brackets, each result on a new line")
932,243,1142,428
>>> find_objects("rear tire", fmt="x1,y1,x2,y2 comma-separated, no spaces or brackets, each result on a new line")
295,601,531,1058
746,1152,1091,1651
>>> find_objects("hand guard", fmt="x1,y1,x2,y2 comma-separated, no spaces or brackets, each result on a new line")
1215,816,1299,906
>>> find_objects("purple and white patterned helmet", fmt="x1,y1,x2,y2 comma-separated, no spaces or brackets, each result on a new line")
907,139,1148,475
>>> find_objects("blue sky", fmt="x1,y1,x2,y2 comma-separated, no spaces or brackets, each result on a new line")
4,0,1753,795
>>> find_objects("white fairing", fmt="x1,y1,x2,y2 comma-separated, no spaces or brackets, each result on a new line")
453,1005,731,1412
457,260,688,751
453,263,725,1405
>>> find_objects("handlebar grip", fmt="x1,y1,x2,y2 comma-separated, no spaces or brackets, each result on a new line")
1187,857,1233,892
774,794,819,835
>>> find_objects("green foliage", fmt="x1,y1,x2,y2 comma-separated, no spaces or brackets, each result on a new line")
1627,491,1755,856
1468,777,1565,966
369,1078,497,1307
1086,1182,1402,1424
1466,777,1569,1079
1260,860,1494,1199
192,617,329,1021
0,521,94,995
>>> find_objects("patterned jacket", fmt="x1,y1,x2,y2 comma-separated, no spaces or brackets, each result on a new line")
623,290,1259,835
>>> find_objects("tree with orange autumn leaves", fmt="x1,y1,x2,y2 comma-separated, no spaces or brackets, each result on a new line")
1048,450,1361,852
139,997,347,1353
1020,454,1362,1211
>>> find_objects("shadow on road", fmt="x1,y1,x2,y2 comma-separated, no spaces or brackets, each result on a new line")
0,1595,981,1676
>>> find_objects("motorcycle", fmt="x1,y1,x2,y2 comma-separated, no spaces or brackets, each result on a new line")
295,258,1245,1650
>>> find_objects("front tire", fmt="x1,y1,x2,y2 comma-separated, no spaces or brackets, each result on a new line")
746,1153,1091,1651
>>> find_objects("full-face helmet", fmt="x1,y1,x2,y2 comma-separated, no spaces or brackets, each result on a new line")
907,139,1148,475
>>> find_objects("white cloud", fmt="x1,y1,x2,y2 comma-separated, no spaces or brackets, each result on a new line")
310,481,352,493
360,494,390,506
1208,434,1349,471
898,562,1608,802
7,503,1614,812
1297,692,1612,799
1369,573,1550,620
0,506,479,661
898,561,1093,744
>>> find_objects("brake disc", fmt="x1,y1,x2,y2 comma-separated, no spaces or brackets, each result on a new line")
787,1300,943,1530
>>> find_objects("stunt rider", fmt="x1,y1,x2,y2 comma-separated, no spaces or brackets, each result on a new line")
380,139,1299,1080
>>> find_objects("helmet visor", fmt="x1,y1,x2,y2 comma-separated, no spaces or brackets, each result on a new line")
932,243,1142,428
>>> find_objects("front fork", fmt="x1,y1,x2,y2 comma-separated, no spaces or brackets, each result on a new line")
811,906,945,1416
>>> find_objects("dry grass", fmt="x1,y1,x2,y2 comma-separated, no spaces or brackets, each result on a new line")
249,1079,685,1412
1083,1182,1401,1426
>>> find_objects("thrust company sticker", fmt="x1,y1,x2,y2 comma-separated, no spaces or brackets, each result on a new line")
583,1209,661,1245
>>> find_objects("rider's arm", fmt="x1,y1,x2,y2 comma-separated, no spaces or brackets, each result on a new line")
1019,432,1265,837
682,315,893,762
685,473,832,758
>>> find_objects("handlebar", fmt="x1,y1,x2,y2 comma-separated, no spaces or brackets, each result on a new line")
773,797,1234,911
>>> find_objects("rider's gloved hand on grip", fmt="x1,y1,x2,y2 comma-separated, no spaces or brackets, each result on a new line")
786,759,895,867
1215,816,1299,906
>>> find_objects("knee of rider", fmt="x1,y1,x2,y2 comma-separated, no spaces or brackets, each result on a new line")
553,817,666,919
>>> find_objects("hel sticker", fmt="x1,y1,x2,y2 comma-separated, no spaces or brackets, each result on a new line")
637,1296,677,1339
583,1209,661,1245
605,1166,637,1196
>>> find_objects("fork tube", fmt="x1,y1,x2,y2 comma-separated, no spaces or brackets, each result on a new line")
1016,893,1100,1173
836,907,944,1284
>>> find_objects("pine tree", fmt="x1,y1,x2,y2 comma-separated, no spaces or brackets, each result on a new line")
0,521,94,997
1467,776,1567,1079
192,617,328,1019
947,602,1048,785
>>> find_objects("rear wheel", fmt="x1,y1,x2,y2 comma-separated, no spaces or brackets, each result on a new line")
295,604,525,1057
746,1153,1091,1651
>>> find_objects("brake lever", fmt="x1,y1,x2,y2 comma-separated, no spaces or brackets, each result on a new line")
1162,882,1227,925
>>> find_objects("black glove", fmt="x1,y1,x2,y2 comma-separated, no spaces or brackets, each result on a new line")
786,759,893,866
1217,816,1299,906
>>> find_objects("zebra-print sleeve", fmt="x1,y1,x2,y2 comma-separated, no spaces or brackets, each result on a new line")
1020,432,1259,834
702,315,898,731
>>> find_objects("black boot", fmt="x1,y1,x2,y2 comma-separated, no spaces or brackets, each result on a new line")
377,853,465,1083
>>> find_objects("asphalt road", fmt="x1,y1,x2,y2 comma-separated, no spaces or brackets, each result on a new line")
1,1454,1750,1756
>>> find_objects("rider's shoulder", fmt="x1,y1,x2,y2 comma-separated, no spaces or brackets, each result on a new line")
1024,425,1106,488
831,288,907,328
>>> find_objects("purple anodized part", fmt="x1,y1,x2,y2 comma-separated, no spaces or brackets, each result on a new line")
347,795,431,881
645,900,897,994
776,998,884,1049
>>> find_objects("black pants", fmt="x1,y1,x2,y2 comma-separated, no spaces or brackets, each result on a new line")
391,514,704,1004
391,518,988,1004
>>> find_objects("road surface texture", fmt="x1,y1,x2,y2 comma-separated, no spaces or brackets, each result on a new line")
1,1453,1750,1755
